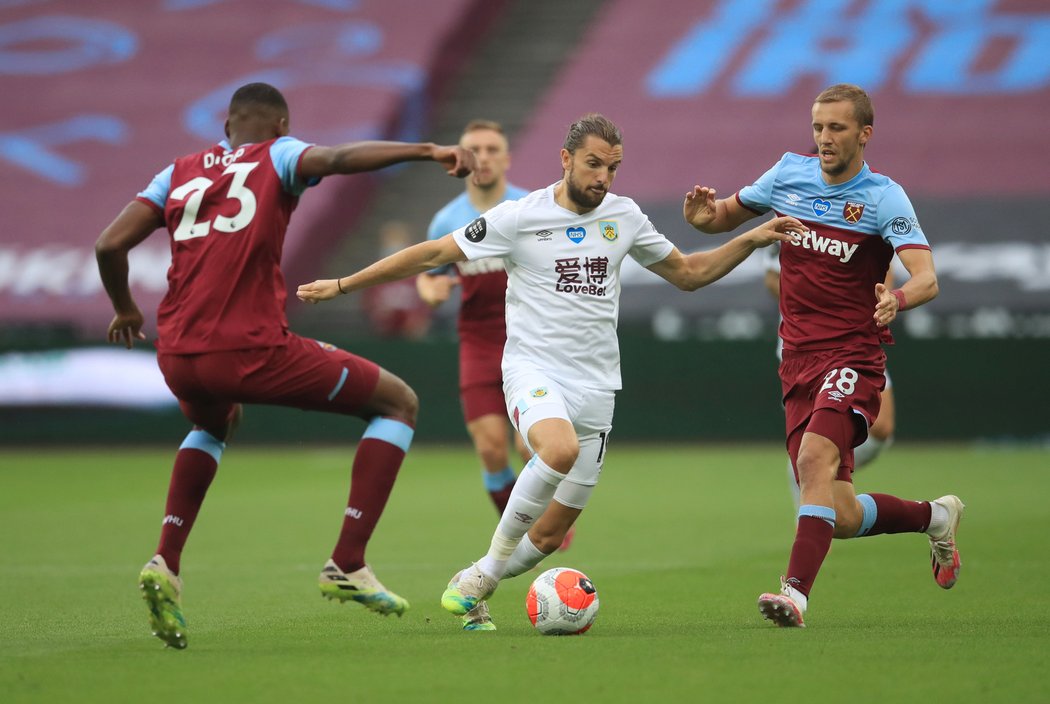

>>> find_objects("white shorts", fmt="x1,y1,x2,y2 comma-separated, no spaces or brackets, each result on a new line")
504,371,614,504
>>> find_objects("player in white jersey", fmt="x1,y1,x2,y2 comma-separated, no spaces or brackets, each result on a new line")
297,114,805,630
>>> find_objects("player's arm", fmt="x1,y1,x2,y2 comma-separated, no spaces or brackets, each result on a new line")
300,141,475,179
683,186,759,234
95,200,164,348
416,271,460,308
647,216,804,291
298,234,468,303
873,247,938,328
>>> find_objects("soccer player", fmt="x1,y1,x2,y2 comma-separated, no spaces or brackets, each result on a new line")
297,113,806,630
685,83,964,628
415,120,534,517
765,245,897,507
95,82,475,649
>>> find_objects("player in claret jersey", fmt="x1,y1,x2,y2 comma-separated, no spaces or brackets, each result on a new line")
95,82,475,649
686,83,964,628
298,113,805,630
415,120,534,518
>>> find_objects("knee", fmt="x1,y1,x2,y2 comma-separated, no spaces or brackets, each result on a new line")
537,438,579,474
795,448,831,489
389,384,419,426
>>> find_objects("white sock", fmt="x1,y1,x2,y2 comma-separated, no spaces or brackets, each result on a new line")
786,457,800,509
784,584,808,613
503,533,549,578
854,435,891,468
927,500,949,537
476,456,564,579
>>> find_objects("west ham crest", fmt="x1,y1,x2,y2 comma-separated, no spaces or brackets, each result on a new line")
843,200,865,224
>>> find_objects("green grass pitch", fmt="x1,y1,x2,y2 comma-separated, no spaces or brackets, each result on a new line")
1,444,1047,703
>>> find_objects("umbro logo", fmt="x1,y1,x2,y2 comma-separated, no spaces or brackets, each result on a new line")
514,511,533,523
534,229,553,241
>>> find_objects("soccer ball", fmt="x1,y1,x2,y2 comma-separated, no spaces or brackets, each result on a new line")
526,567,599,635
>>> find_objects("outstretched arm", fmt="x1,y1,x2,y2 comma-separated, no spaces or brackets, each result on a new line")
300,141,475,179
873,247,938,327
648,216,804,292
683,185,759,234
297,234,468,303
95,200,164,348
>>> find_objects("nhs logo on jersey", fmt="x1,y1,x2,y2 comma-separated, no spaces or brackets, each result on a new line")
566,227,586,244
812,198,831,217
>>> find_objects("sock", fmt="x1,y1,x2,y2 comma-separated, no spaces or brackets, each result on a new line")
784,505,836,598
331,417,413,572
483,466,517,514
852,493,931,537
503,533,549,578
476,456,564,579
156,429,224,574
785,457,800,509
854,435,891,468
927,500,949,537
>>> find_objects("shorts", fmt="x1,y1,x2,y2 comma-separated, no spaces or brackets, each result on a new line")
458,329,503,389
460,381,507,423
157,333,380,431
780,346,886,481
504,370,614,490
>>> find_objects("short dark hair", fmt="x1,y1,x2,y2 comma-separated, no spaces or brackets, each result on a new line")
462,119,505,136
814,84,874,127
229,82,289,115
563,113,622,153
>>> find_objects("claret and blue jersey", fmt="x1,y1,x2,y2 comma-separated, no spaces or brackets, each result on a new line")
737,152,930,351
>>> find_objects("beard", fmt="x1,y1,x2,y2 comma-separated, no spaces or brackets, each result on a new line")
565,170,607,210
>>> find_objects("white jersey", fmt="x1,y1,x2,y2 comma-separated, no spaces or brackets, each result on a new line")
451,183,675,391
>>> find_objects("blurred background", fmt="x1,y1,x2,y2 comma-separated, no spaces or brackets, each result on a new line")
1,0,1047,446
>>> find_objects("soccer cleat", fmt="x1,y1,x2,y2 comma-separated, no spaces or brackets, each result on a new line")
757,577,806,628
462,600,497,631
441,563,498,616
318,559,409,616
138,555,188,649
929,495,965,589
558,525,576,552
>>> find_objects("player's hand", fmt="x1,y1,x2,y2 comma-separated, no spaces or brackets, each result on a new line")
873,282,899,327
106,309,146,349
750,216,805,247
683,186,719,230
434,145,476,178
416,273,459,307
296,278,343,304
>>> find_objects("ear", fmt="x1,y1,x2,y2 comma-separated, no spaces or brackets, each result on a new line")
223,119,231,139
277,115,290,137
560,147,572,172
859,125,872,146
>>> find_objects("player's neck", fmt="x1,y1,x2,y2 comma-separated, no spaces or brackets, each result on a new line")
821,159,865,186
467,180,506,212
553,181,596,215
226,131,272,151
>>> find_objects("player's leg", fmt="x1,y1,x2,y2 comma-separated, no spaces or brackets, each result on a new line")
464,383,518,512
141,353,241,649
235,336,415,615
854,381,895,468
442,377,577,616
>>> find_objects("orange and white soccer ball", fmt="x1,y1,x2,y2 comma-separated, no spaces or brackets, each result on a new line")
526,567,599,635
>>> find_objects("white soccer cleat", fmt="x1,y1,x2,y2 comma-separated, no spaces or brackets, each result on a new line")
929,495,965,589
440,563,498,616
318,559,409,616
758,577,806,628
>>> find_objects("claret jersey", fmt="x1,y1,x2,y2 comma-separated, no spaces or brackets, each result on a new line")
737,152,929,352
136,137,317,353
451,183,675,391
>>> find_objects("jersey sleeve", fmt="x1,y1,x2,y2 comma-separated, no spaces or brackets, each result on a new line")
270,136,320,196
451,199,517,260
736,154,786,214
135,164,173,212
628,209,675,267
877,184,929,251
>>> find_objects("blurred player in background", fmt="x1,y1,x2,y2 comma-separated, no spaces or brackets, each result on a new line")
765,244,897,507
95,82,475,649
298,113,804,630
415,120,536,520
686,83,963,628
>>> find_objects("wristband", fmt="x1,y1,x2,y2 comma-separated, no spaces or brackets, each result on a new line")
891,288,907,311
337,278,346,295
